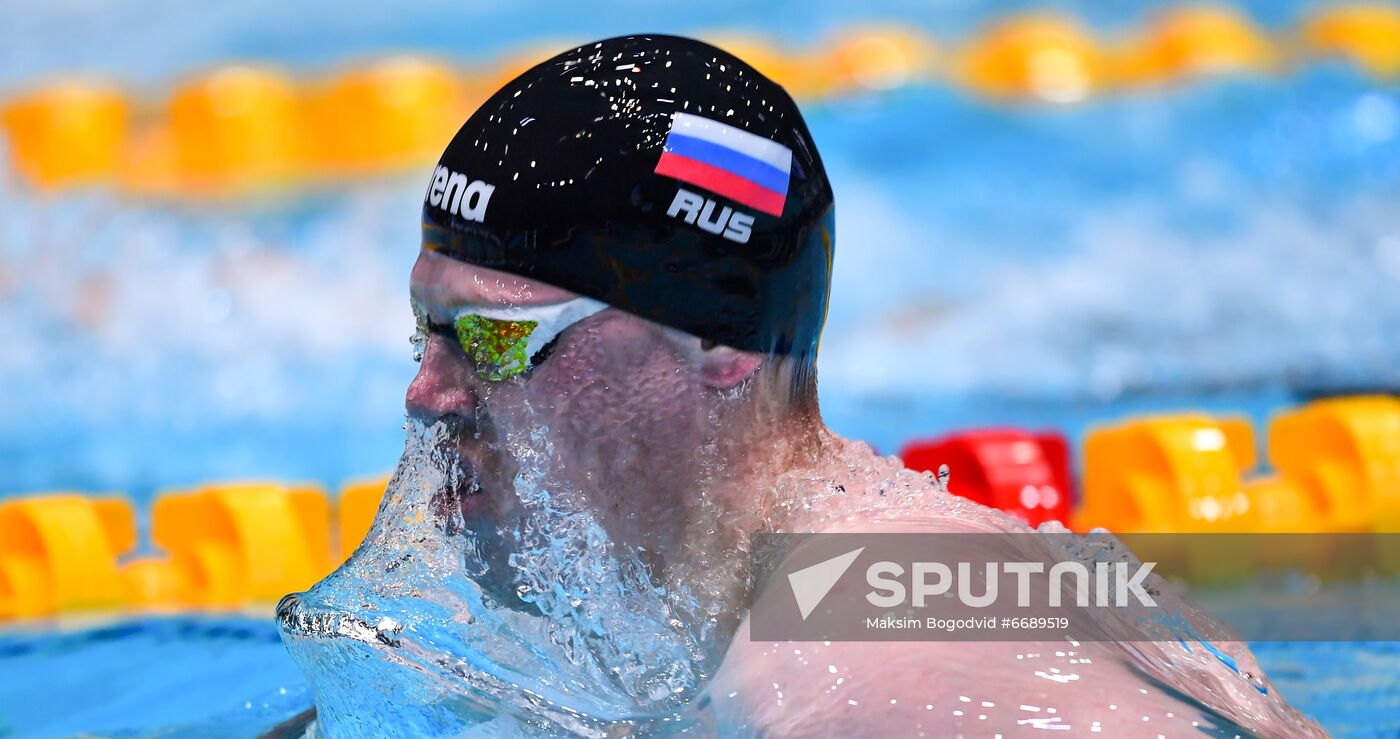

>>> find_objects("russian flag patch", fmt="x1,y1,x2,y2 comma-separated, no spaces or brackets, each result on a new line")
654,112,792,217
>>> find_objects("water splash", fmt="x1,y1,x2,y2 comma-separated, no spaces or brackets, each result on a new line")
278,416,721,736
277,417,1323,737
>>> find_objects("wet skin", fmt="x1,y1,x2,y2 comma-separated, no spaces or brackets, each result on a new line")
404,248,1323,738
407,248,761,565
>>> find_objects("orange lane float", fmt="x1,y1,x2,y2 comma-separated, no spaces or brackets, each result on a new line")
338,474,390,563
824,25,941,94
288,483,333,571
1112,5,1276,85
955,15,1108,103
12,7,1400,193
1268,395,1400,533
1075,413,1328,531
304,57,468,175
0,82,129,189
1076,414,1276,582
1077,414,1259,534
1297,3,1400,78
121,556,191,610
0,494,134,619
123,66,305,196
704,33,830,100
6,395,1400,618
151,481,331,608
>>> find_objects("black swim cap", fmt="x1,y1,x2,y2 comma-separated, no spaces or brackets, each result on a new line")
421,34,834,358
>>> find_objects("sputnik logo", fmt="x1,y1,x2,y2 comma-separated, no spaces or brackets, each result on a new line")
787,547,864,620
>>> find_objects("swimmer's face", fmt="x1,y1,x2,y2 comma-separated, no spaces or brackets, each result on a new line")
406,248,750,545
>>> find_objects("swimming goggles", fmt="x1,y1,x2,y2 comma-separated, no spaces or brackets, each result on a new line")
415,297,609,381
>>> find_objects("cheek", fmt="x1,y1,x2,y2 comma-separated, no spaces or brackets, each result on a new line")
531,321,702,440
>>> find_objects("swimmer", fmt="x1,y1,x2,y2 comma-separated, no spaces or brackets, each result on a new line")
279,34,1322,737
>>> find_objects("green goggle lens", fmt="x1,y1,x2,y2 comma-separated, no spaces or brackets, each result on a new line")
414,296,608,382
453,314,539,382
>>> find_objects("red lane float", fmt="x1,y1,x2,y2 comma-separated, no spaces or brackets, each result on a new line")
900,429,1071,526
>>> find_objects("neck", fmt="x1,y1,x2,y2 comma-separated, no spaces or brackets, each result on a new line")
695,410,828,534
648,400,828,629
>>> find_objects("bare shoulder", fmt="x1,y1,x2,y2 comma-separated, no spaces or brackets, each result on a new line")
712,508,1321,736
703,633,1274,737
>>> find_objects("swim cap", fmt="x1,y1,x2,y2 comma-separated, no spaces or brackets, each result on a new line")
421,34,834,358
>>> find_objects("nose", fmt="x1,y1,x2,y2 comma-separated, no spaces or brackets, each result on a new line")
406,334,480,421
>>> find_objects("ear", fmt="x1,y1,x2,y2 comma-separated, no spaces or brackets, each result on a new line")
699,346,762,389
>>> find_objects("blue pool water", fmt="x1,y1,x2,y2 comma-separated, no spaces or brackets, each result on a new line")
2,619,1397,736
0,617,310,738
4,0,1400,735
